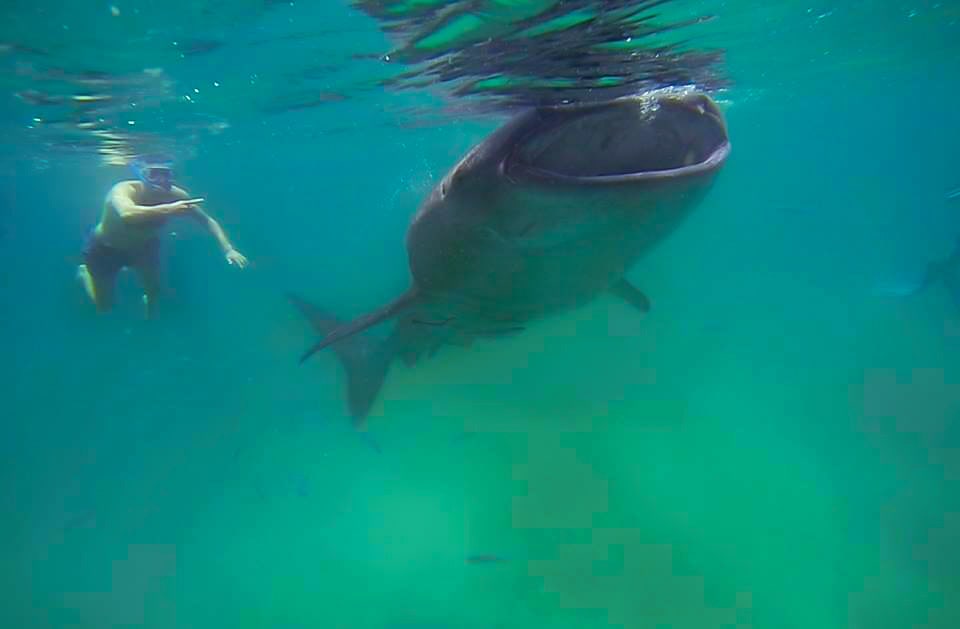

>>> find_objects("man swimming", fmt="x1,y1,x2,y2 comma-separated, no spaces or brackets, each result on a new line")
76,154,248,317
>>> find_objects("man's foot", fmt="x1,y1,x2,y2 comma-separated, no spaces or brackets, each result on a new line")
76,264,96,301
142,293,156,320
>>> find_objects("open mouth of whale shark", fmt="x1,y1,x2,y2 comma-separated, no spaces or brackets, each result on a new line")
508,90,730,182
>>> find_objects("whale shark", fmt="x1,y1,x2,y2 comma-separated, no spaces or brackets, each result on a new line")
291,87,731,425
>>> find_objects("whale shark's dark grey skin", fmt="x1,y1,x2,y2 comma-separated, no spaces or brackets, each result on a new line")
292,87,731,425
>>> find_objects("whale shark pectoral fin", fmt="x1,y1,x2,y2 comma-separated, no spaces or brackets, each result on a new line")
610,278,651,314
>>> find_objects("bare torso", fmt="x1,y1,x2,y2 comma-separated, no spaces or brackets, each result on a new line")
94,180,189,251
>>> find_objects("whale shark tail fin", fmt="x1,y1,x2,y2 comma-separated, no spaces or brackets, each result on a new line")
296,287,420,365
287,292,398,427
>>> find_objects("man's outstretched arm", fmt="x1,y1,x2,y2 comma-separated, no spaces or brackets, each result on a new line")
190,206,249,268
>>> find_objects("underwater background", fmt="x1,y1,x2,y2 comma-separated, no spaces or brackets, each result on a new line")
1,1,958,627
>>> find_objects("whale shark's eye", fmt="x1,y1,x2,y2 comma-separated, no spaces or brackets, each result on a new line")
441,170,462,197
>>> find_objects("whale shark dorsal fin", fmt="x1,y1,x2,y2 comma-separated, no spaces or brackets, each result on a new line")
610,278,651,313
298,287,421,364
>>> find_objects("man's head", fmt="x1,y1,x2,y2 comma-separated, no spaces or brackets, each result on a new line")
130,154,174,192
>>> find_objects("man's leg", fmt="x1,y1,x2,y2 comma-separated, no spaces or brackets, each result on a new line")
133,240,163,319
135,264,163,319
76,263,118,312
77,234,123,315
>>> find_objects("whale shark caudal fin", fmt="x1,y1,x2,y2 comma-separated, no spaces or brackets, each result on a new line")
287,292,399,426
295,287,421,365
610,278,651,313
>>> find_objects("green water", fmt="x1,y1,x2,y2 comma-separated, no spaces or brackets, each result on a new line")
0,2,958,628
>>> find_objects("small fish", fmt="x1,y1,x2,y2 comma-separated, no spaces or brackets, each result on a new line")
411,316,455,327
0,41,49,56
350,52,385,61
32,68,114,86
15,90,62,106
262,92,350,114
947,187,960,200
175,39,223,56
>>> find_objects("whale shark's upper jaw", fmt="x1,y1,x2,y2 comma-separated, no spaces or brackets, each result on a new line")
504,87,730,184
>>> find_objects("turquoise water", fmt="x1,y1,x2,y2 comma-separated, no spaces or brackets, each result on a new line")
1,2,958,628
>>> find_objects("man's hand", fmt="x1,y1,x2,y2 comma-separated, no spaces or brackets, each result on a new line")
225,249,249,269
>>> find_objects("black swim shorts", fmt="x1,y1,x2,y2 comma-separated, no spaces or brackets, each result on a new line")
82,230,160,277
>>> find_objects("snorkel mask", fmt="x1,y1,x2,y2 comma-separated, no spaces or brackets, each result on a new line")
130,155,174,192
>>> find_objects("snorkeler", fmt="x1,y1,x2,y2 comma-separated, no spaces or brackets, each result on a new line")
76,154,248,318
